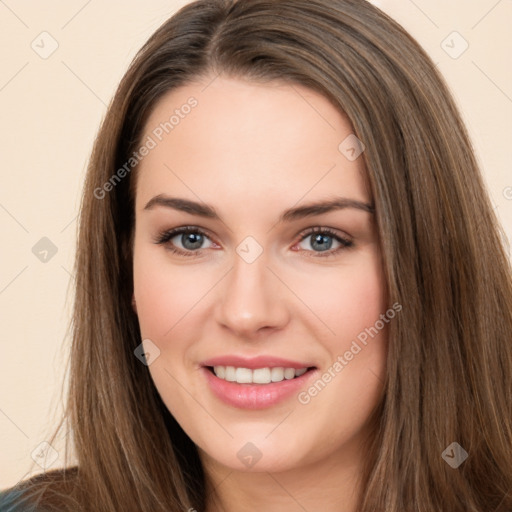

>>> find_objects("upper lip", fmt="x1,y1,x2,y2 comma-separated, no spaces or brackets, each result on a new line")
201,355,316,370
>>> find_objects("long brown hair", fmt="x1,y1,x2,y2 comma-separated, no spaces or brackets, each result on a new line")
7,0,512,510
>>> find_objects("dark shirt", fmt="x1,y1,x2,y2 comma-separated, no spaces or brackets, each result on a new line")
0,487,42,512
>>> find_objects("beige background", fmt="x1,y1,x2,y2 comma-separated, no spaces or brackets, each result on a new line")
1,0,511,489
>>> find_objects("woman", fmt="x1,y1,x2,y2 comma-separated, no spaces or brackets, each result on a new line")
1,0,511,510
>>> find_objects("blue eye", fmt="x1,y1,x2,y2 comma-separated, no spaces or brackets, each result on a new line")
295,227,353,257
154,226,214,256
153,226,353,258
300,228,353,257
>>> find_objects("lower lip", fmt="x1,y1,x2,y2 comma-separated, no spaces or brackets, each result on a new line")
201,367,317,409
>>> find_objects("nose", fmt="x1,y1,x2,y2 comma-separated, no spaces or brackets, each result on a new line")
214,250,290,339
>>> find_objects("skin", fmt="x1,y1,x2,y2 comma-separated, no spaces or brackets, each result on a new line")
132,75,388,512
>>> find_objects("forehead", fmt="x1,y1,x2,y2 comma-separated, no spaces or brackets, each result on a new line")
135,76,370,212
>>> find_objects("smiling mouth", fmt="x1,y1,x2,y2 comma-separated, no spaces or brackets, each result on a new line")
206,365,316,384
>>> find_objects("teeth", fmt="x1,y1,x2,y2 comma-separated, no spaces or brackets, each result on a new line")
212,366,309,384
225,366,236,382
271,367,284,382
253,368,271,384
284,368,295,379
215,365,226,379
235,367,253,383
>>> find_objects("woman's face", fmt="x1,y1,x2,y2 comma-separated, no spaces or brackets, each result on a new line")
132,76,388,475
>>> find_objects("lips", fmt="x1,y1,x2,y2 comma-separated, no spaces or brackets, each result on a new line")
200,355,318,409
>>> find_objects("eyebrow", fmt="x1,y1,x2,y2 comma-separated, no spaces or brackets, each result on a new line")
143,194,374,222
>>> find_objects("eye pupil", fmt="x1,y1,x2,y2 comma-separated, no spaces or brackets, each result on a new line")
311,234,333,252
182,233,203,250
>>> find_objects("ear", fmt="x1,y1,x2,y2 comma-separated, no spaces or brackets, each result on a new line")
131,294,137,313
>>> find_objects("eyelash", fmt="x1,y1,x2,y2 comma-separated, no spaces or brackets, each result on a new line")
153,226,354,259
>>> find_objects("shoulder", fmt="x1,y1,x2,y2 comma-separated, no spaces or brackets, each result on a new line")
0,467,79,512
0,486,42,512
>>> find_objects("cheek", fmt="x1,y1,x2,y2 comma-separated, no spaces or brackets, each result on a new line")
292,251,386,343
133,244,208,338
340,266,386,337
292,257,388,445
133,246,170,336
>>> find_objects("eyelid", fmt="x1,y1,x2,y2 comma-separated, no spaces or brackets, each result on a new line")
296,225,352,242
